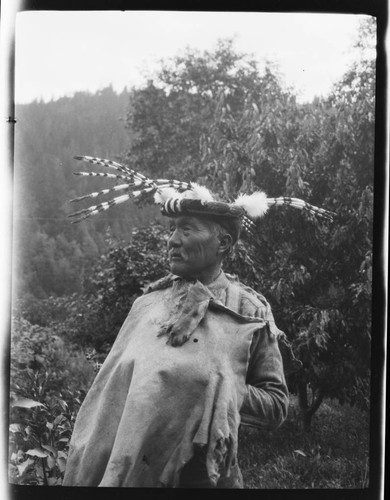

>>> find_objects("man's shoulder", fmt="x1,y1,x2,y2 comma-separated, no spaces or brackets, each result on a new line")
130,275,174,311
224,273,270,317
225,272,270,306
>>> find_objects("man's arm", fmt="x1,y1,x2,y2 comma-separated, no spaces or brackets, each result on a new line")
240,324,289,430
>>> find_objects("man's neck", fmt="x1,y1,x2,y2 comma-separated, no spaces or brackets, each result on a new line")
197,267,223,286
179,266,223,286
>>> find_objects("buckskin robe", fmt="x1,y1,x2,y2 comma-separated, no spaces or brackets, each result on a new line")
63,272,288,488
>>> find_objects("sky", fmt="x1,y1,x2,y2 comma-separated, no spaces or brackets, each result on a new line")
13,11,372,105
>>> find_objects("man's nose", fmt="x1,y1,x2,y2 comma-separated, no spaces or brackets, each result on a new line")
168,229,181,248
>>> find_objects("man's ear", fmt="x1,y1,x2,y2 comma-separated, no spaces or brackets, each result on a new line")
217,234,233,255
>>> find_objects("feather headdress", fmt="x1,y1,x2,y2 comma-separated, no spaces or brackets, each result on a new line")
68,156,335,232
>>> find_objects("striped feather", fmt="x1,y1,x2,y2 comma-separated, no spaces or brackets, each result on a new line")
73,171,139,182
242,215,257,236
69,179,157,203
71,157,194,222
74,155,129,176
155,179,192,191
266,197,335,220
68,193,133,223
74,155,149,182
68,187,157,223
69,183,136,203
131,187,156,199
152,182,192,193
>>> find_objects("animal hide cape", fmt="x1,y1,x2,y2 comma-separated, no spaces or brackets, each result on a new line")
63,278,270,487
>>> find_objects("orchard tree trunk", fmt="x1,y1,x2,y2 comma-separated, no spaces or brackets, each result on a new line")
297,382,325,432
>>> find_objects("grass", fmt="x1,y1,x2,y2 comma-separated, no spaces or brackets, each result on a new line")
238,395,370,489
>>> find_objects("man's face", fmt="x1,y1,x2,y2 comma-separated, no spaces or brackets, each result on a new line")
167,215,222,284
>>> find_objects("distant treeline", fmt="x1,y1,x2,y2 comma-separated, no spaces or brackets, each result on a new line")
13,86,160,300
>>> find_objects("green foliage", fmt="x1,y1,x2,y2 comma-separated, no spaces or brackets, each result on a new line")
9,317,95,485
224,239,264,289
56,222,170,351
238,396,369,488
125,39,263,182
200,67,297,198
9,386,76,485
10,317,95,393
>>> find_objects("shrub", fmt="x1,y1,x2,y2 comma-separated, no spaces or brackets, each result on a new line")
53,222,169,351
9,317,95,485
238,396,369,488
9,384,84,485
10,317,95,396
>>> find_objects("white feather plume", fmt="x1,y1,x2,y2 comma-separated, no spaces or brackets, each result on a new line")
154,187,178,204
180,183,215,202
234,191,269,219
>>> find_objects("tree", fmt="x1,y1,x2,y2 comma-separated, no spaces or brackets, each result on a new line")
125,39,266,181
124,33,374,429
290,18,375,428
198,24,375,429
13,87,135,301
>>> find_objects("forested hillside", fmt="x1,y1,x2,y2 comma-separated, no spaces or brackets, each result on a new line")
13,86,160,300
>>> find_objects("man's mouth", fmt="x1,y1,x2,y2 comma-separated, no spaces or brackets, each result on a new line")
169,253,183,260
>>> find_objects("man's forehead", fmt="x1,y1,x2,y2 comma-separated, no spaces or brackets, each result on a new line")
169,214,214,228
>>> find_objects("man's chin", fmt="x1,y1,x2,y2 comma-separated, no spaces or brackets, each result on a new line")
169,262,194,280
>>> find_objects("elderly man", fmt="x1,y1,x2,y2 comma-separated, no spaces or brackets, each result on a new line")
64,156,332,488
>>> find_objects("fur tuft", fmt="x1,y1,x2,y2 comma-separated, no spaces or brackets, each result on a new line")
234,191,269,219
